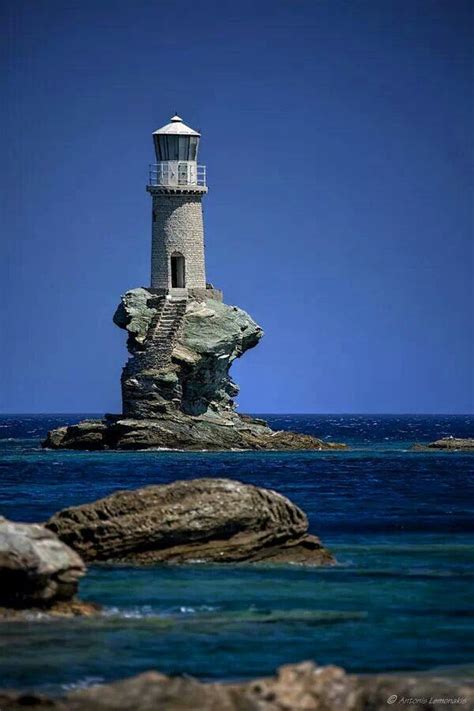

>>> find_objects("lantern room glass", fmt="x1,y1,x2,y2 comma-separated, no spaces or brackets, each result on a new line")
154,135,199,162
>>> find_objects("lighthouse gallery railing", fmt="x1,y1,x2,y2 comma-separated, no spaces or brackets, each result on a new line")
148,162,206,188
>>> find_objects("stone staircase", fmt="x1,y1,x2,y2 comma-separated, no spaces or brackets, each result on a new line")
123,298,187,378
145,297,166,339
145,298,187,368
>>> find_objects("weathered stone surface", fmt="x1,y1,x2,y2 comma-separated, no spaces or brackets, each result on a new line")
42,413,345,452
112,288,155,345
150,193,207,291
0,517,86,608
176,299,262,416
1,661,473,710
46,478,334,565
43,413,346,451
44,425,69,449
118,293,263,419
413,437,474,451
43,420,109,451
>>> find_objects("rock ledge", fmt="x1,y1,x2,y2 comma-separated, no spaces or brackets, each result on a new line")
43,414,346,451
1,661,472,710
46,478,334,566
413,437,474,452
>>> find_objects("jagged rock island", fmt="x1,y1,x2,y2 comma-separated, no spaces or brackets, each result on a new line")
43,115,345,452
413,437,474,452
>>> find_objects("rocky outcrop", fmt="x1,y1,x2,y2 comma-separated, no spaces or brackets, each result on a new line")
46,478,334,565
413,437,474,451
1,661,473,710
115,290,263,419
43,289,346,451
42,413,346,451
0,517,96,616
43,420,109,451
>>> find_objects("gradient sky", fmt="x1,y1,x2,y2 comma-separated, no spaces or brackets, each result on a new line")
1,0,473,414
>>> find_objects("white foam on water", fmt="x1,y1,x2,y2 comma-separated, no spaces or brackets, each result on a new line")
61,676,105,691
102,604,220,620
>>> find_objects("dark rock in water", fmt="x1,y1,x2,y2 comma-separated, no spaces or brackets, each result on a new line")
46,478,334,566
42,413,346,451
1,661,473,710
44,420,109,451
413,437,474,452
0,517,94,614
42,290,346,451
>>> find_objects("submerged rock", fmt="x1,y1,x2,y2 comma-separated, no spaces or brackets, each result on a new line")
0,599,100,620
1,661,473,710
0,517,94,614
413,437,474,451
43,290,346,451
46,478,334,566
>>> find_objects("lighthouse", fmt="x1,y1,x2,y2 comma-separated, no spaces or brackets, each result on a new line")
147,114,212,299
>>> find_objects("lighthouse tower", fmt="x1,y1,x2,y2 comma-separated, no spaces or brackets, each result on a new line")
147,114,210,299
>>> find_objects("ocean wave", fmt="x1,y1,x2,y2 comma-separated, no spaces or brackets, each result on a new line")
324,567,474,579
61,676,104,692
102,605,156,619
206,609,368,625
102,604,221,619
99,606,367,625
332,543,474,553
174,605,219,614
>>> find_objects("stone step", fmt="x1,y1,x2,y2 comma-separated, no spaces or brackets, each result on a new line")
143,298,188,368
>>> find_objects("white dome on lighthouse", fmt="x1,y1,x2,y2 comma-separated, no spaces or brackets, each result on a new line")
153,114,200,137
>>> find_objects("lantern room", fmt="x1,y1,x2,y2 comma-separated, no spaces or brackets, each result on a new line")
150,114,206,188
153,114,200,160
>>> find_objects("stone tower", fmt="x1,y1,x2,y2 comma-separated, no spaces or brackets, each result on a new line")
147,114,209,299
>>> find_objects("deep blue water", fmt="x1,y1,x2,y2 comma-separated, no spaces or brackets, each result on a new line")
0,414,473,692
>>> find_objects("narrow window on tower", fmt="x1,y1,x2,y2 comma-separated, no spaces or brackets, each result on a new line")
189,136,197,161
152,211,156,223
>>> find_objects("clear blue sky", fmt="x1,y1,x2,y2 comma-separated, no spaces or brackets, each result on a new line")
1,0,472,414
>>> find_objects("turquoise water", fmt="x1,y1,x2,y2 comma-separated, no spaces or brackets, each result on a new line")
0,414,473,692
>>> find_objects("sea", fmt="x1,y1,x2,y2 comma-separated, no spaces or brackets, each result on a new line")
0,414,473,693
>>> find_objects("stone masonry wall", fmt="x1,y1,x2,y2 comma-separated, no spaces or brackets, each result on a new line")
151,193,206,289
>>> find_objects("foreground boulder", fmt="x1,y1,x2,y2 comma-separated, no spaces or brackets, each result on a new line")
0,517,97,617
43,291,346,451
413,437,474,451
1,661,473,710
46,478,334,565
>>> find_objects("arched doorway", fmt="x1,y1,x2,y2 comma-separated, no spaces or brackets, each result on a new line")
171,253,185,288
